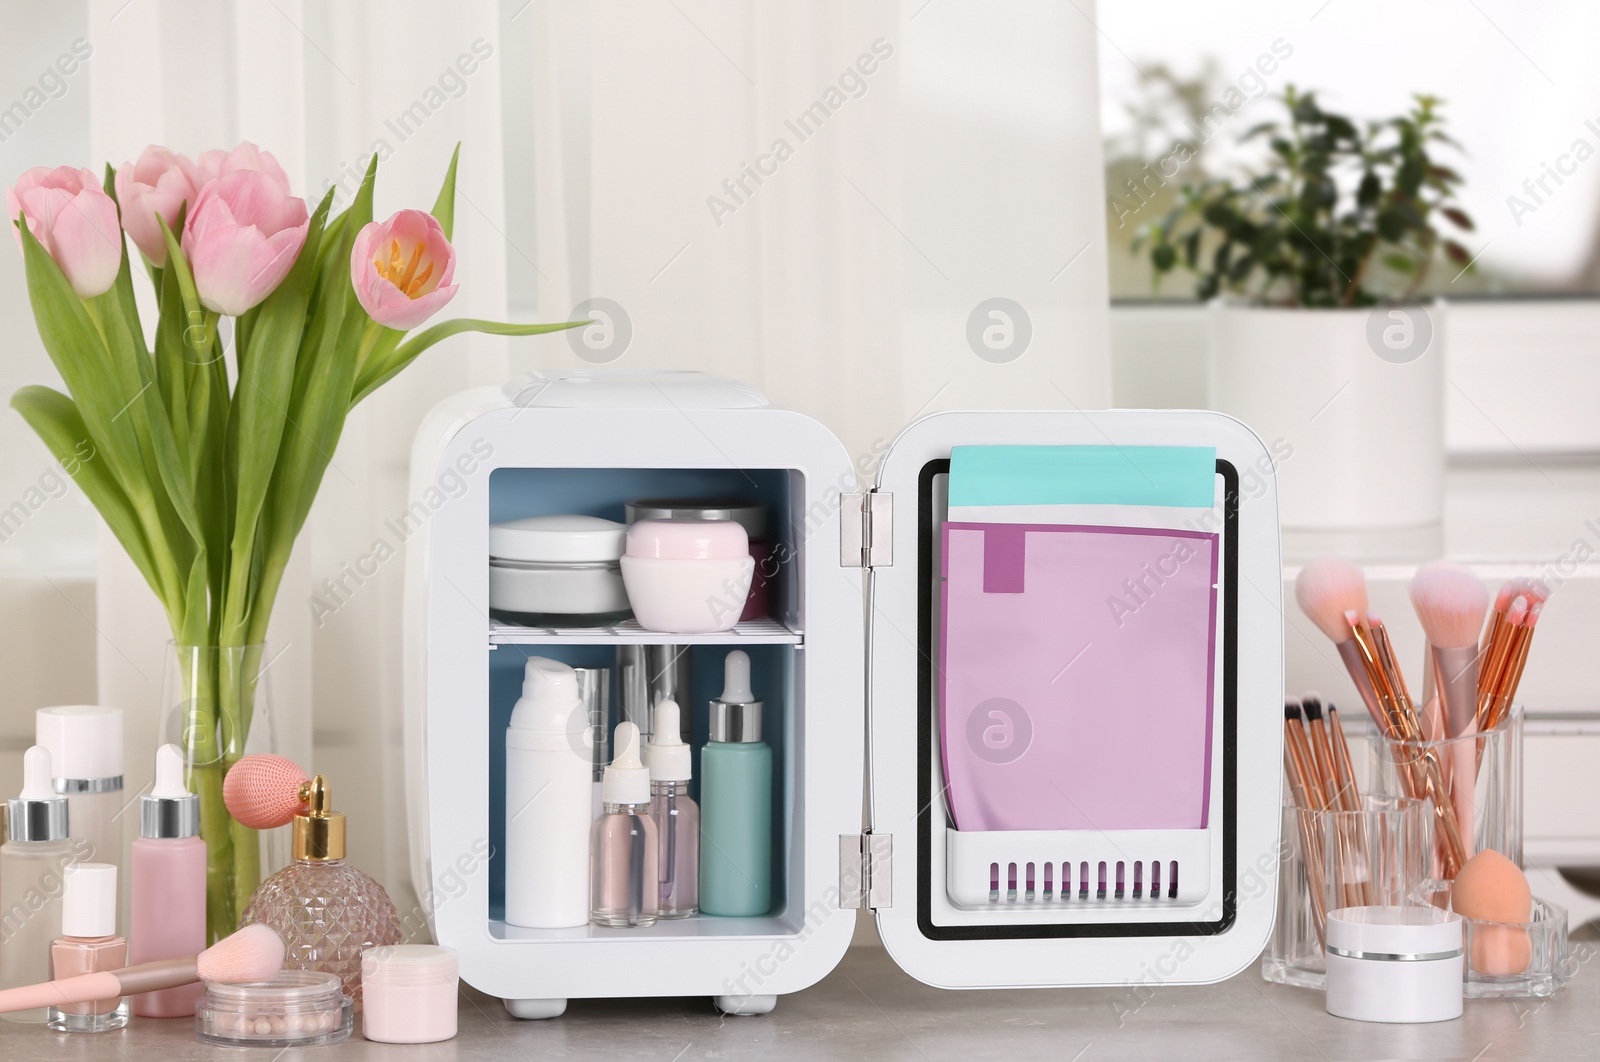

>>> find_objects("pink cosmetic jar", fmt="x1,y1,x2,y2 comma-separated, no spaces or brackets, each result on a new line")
195,969,352,1047
360,944,459,1044
620,519,754,633
626,499,772,619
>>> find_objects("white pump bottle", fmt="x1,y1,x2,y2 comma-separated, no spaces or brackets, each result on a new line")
504,657,592,928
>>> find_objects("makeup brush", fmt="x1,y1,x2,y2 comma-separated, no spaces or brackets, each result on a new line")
1295,557,1385,730
1346,609,1468,877
1299,695,1343,810
1303,695,1357,811
1410,565,1490,856
224,753,311,829
1409,564,1489,741
1301,695,1366,908
1487,599,1541,733
1477,595,1527,732
1283,701,1327,946
0,924,283,1014
1322,699,1372,905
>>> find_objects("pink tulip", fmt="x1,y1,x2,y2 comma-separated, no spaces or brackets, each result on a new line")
194,141,291,194
114,146,201,266
6,166,123,298
181,170,309,316
350,209,458,331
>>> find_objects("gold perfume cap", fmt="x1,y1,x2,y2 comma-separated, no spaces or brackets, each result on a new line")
291,775,346,862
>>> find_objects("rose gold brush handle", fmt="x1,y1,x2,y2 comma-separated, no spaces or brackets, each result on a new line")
1327,708,1372,905
114,958,201,995
1347,617,1467,877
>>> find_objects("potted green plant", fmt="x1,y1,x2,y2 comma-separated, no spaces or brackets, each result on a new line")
1135,89,1473,529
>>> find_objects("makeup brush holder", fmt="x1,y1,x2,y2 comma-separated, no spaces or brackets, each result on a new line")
1262,796,1432,989
1458,895,1573,998
1369,707,1523,875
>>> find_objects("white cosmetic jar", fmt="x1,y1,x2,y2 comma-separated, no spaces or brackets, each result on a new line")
620,518,754,634
1324,906,1463,1023
361,944,459,1044
489,515,631,625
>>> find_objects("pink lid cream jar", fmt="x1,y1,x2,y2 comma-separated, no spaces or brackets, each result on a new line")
620,519,754,633
361,944,459,1044
195,969,352,1047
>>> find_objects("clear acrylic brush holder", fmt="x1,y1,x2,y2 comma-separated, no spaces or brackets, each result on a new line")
1369,706,1523,874
1263,796,1433,989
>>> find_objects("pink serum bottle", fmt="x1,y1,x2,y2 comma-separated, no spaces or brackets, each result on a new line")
129,744,206,1017
48,862,128,1032
591,723,659,927
643,700,698,918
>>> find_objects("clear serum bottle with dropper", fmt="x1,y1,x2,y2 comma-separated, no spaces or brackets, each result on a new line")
643,699,698,918
0,746,78,1023
591,722,659,927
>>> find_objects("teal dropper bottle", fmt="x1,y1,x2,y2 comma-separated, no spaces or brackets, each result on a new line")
698,651,772,917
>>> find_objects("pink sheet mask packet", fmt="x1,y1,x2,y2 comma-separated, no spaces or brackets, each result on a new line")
939,522,1219,833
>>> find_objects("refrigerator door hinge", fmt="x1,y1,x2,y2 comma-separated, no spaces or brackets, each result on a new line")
839,492,893,569
839,832,892,909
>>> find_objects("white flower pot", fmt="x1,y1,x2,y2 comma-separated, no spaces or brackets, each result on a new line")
1208,302,1444,530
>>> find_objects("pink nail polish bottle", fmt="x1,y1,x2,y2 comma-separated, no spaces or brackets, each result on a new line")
128,744,206,1017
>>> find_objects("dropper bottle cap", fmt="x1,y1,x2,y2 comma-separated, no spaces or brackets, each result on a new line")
642,700,691,782
8,746,69,841
141,743,199,839
602,723,651,806
709,650,762,743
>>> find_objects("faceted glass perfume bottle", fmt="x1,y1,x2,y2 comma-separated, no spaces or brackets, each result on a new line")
241,776,400,1010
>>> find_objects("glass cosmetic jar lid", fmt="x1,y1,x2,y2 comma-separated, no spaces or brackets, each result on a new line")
1327,905,1463,960
362,944,459,988
626,498,767,539
196,968,353,1047
625,518,748,560
490,515,626,564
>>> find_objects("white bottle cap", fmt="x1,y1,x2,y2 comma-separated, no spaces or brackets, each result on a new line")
8,746,69,841
643,700,691,782
509,657,586,736
61,862,118,938
35,705,123,785
142,744,199,839
719,651,754,703
602,722,651,806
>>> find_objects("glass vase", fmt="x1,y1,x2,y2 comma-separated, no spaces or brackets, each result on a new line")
162,643,286,943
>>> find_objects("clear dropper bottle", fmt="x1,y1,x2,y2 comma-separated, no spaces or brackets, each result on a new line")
591,722,659,927
643,700,698,918
1,746,77,1023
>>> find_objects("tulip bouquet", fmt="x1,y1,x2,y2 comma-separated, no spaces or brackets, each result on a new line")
7,143,578,939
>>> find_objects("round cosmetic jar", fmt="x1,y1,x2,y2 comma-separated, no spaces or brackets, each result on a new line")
620,519,754,634
1324,906,1463,1023
626,499,772,620
489,515,630,626
361,944,459,1044
195,969,353,1047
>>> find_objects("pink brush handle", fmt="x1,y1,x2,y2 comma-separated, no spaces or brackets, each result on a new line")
0,957,201,1013
0,971,121,1013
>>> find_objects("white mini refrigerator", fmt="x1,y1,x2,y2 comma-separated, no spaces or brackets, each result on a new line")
403,370,1285,1017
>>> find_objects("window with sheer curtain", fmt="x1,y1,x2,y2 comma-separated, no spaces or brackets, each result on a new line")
0,0,1113,916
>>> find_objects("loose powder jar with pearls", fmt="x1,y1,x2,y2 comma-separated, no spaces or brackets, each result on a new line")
195,969,352,1047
